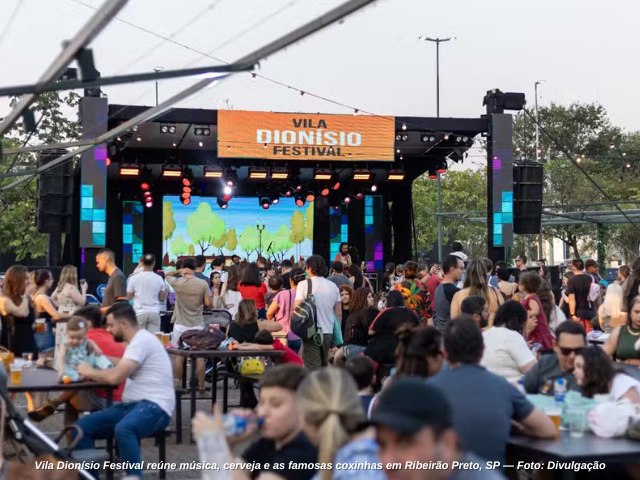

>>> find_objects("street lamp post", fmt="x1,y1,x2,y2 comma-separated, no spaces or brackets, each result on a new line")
256,223,266,259
419,36,455,262
534,80,545,261
154,67,163,106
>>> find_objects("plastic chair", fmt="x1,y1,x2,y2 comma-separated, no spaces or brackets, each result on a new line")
85,294,100,305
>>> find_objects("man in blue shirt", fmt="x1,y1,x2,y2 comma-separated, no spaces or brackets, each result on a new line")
428,315,556,464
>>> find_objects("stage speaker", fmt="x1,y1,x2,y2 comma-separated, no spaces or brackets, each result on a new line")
513,161,543,234
37,149,73,234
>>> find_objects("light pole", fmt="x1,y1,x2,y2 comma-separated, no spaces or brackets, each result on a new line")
154,66,163,106
419,36,455,262
534,80,545,261
256,223,266,259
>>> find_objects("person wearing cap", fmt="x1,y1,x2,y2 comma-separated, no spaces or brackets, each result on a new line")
428,316,556,465
372,377,505,480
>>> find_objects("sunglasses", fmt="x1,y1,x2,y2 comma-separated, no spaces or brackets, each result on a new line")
558,347,582,356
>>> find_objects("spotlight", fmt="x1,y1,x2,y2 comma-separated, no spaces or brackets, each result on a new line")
344,196,352,204
371,184,378,192
216,197,228,209
160,124,176,134
224,168,238,186
181,196,191,206
421,134,437,143
162,165,182,177
321,187,330,197
306,192,316,202
272,196,280,205
436,161,447,174
182,176,192,187
395,134,402,141
271,168,290,180
353,169,371,181
294,193,306,207
401,123,407,131
144,191,152,198
314,169,333,181
140,181,151,191
387,169,406,181
259,196,271,210
331,174,341,190
284,189,293,197
444,133,450,140
194,125,211,136
131,125,140,133
428,170,438,180
249,167,268,179
356,192,364,201
119,164,140,176
223,185,233,196
145,199,153,208
332,205,341,212
203,165,223,178
402,134,408,141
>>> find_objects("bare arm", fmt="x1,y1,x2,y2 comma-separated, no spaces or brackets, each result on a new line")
35,295,69,321
602,327,621,357
621,387,640,404
519,407,558,439
334,301,342,323
257,320,282,332
568,294,576,318
266,301,279,321
235,343,273,351
0,296,29,317
68,285,87,306
77,358,138,385
56,344,67,379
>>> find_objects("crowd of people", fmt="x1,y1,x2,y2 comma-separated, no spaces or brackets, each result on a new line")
1,245,640,478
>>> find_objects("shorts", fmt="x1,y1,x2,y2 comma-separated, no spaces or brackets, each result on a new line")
171,323,203,345
136,312,161,333
69,389,108,412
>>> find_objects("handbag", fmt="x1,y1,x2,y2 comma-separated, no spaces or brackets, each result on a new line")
179,326,226,350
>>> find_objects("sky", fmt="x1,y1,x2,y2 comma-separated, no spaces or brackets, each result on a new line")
1,0,639,172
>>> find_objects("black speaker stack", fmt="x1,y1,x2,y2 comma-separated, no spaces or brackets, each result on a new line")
36,149,73,234
513,161,543,234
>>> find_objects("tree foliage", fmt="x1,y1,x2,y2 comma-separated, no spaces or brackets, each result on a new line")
186,202,226,254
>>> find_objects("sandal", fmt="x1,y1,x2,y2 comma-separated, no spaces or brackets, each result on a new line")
28,402,56,422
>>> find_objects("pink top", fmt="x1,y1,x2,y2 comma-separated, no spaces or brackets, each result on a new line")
522,294,554,351
273,288,300,341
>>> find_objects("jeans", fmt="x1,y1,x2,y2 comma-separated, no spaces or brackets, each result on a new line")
75,400,170,478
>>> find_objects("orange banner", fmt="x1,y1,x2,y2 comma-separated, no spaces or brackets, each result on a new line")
217,110,395,161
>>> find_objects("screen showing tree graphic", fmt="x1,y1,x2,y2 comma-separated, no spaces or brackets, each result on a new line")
162,196,314,268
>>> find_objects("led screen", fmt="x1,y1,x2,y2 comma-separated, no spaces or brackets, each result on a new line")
162,196,313,267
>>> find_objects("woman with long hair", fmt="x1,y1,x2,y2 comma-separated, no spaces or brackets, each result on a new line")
603,295,640,366
365,290,419,366
598,281,627,333
394,324,444,378
210,271,225,309
31,270,71,354
51,265,87,312
237,263,268,318
0,265,36,358
574,346,640,402
338,284,354,338
381,262,396,292
481,301,537,382
519,272,554,352
266,268,305,353
623,258,640,314
349,264,373,293
336,287,377,363
450,258,504,323
220,264,242,320
297,367,385,480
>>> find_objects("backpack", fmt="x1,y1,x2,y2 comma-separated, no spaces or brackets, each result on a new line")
588,275,601,304
291,279,319,341
179,326,226,350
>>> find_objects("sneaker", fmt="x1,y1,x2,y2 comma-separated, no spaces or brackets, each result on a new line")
28,402,56,422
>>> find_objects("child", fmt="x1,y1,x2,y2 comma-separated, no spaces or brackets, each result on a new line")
236,329,303,365
57,316,112,383
519,272,554,351
344,355,376,416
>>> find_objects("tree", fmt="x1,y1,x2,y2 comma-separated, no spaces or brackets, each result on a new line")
163,201,176,253
186,202,226,254
238,225,260,259
290,211,305,258
188,244,195,256
304,204,314,241
170,235,188,256
271,224,294,261
226,228,238,252
212,232,228,252
0,91,81,261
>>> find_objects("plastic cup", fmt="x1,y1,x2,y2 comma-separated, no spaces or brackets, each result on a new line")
546,407,562,433
162,333,171,346
35,318,46,333
21,353,33,370
10,363,22,385
568,410,587,437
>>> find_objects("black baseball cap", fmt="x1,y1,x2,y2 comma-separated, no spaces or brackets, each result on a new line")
370,378,452,436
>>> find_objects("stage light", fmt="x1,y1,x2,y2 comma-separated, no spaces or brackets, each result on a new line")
295,185,303,192
321,187,330,197
626,163,632,169
395,134,402,141
249,168,268,179
428,170,438,180
182,177,192,187
294,193,306,207
144,191,152,198
272,196,280,205
140,181,150,191
182,186,192,194
332,205,340,212
271,168,289,180
223,185,233,196
160,124,176,134
194,125,211,136
217,197,228,209
181,196,191,206
136,136,142,142
331,175,341,191
344,196,351,204
371,184,378,192
284,189,293,197
421,135,436,143
353,169,371,181
444,133,450,140
314,169,333,181
203,166,223,178
388,169,406,181
224,168,238,186
106,157,111,167
181,192,190,200
436,161,448,174
119,164,140,176
198,141,203,148
306,192,316,202
259,196,271,210
401,123,407,131
145,199,153,208
131,125,140,133
162,165,182,177
356,192,364,201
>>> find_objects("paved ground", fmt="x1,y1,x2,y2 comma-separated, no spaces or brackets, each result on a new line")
10,374,243,479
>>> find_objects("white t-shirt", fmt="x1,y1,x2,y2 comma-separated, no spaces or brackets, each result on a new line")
481,327,536,383
122,329,175,416
610,373,640,401
224,290,242,320
295,276,340,333
127,271,166,314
